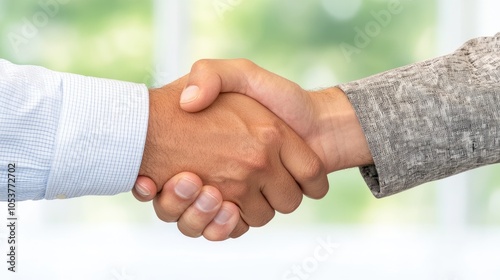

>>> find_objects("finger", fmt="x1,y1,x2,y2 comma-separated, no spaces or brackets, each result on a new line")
180,59,252,112
279,128,330,199
153,172,203,223
260,168,303,214
217,179,276,227
236,194,275,227
132,176,159,202
202,201,240,241
177,185,223,238
229,218,250,239
181,59,316,143
181,60,311,132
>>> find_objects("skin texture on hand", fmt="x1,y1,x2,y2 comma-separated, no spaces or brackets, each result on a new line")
134,59,373,241
179,59,372,172
136,75,329,239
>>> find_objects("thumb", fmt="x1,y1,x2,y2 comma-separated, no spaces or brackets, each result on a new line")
132,176,160,202
179,60,312,137
179,59,252,113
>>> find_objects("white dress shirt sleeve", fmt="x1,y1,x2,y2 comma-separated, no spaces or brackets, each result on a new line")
0,59,149,201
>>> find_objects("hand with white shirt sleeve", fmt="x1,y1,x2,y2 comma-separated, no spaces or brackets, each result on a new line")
134,72,329,240
134,59,372,241
0,59,328,236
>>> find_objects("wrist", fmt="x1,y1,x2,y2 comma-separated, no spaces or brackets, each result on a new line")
139,88,160,177
139,86,178,188
313,87,373,172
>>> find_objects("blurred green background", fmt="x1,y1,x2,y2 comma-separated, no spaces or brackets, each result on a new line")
1,0,499,227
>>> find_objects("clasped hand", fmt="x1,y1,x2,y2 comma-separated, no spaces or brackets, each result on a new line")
132,59,371,241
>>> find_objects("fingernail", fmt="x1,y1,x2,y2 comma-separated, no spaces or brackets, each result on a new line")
134,183,150,197
180,85,200,104
214,208,233,225
195,193,219,212
174,178,199,199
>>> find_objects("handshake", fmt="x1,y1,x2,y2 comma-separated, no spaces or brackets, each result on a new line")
132,59,373,241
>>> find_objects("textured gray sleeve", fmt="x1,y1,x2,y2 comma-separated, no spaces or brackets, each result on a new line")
339,33,500,198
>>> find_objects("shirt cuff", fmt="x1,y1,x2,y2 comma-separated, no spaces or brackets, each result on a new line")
45,74,149,199
339,82,387,198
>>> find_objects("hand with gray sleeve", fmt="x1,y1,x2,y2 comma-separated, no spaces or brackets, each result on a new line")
135,33,500,241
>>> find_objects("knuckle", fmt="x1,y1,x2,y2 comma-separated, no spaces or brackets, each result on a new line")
191,59,213,72
245,150,269,171
247,210,275,228
256,123,282,145
279,193,303,214
241,124,283,170
235,140,269,172
234,58,256,70
307,180,329,200
300,155,324,182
